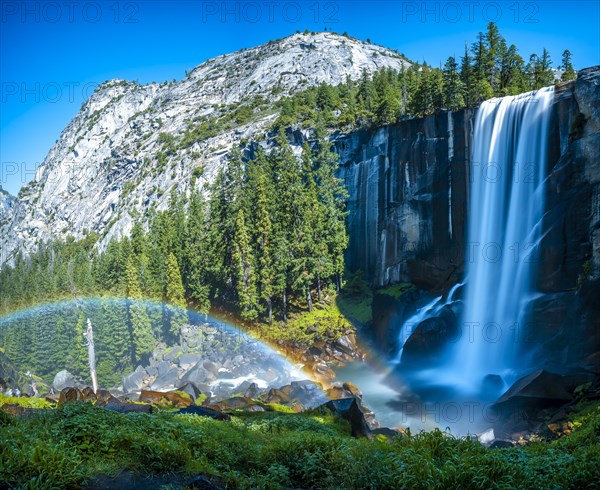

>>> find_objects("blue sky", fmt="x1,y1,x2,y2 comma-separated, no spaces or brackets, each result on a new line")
1,0,599,195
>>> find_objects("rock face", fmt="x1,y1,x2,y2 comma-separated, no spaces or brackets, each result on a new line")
0,32,409,265
336,109,472,291
341,66,600,371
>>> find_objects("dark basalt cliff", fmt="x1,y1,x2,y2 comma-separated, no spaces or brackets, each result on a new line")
337,66,600,370
336,109,473,292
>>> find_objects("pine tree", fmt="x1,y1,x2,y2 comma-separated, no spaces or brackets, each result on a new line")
165,252,187,337
126,255,154,361
232,209,259,320
184,179,211,316
560,49,576,81
443,56,466,110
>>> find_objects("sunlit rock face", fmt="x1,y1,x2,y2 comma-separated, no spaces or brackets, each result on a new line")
0,32,410,266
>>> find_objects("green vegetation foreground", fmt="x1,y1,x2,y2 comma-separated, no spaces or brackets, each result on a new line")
1,398,599,489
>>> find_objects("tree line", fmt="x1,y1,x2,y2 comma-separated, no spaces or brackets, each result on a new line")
274,22,576,129
0,134,347,384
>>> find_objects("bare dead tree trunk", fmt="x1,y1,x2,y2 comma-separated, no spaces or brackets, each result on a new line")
84,319,98,394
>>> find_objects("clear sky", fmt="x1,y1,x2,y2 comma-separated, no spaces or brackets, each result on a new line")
1,0,599,195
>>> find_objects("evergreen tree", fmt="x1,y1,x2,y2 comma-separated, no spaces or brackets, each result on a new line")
164,252,187,337
560,49,576,81
126,255,154,361
443,56,466,110
232,209,259,320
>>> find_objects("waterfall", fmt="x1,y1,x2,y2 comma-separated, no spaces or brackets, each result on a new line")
446,86,555,393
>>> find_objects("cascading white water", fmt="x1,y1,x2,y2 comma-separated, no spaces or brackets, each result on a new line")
445,86,555,393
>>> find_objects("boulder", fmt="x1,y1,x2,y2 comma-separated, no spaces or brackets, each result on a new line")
122,366,147,393
290,380,327,408
321,398,371,438
177,354,203,370
178,382,204,403
94,390,122,407
187,475,224,490
261,388,292,405
481,374,504,400
178,361,216,387
53,370,81,392
157,361,171,377
244,382,260,399
491,370,596,438
58,387,83,405
401,306,458,367
139,389,192,408
333,334,357,357
495,370,595,406
342,381,362,398
150,367,180,391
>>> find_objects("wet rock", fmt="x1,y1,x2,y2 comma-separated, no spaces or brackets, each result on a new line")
481,374,504,399
312,362,336,379
342,381,362,398
488,439,515,449
289,380,327,408
401,306,458,367
122,366,147,393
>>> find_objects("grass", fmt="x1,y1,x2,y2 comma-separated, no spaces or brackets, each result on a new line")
252,296,352,348
1,399,599,489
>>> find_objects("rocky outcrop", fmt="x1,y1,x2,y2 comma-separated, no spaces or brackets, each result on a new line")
0,32,410,266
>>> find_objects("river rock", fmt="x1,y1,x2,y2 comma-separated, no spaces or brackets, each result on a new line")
178,361,216,386
178,382,204,403
150,367,180,391
122,365,147,393
58,387,84,405
139,389,192,407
